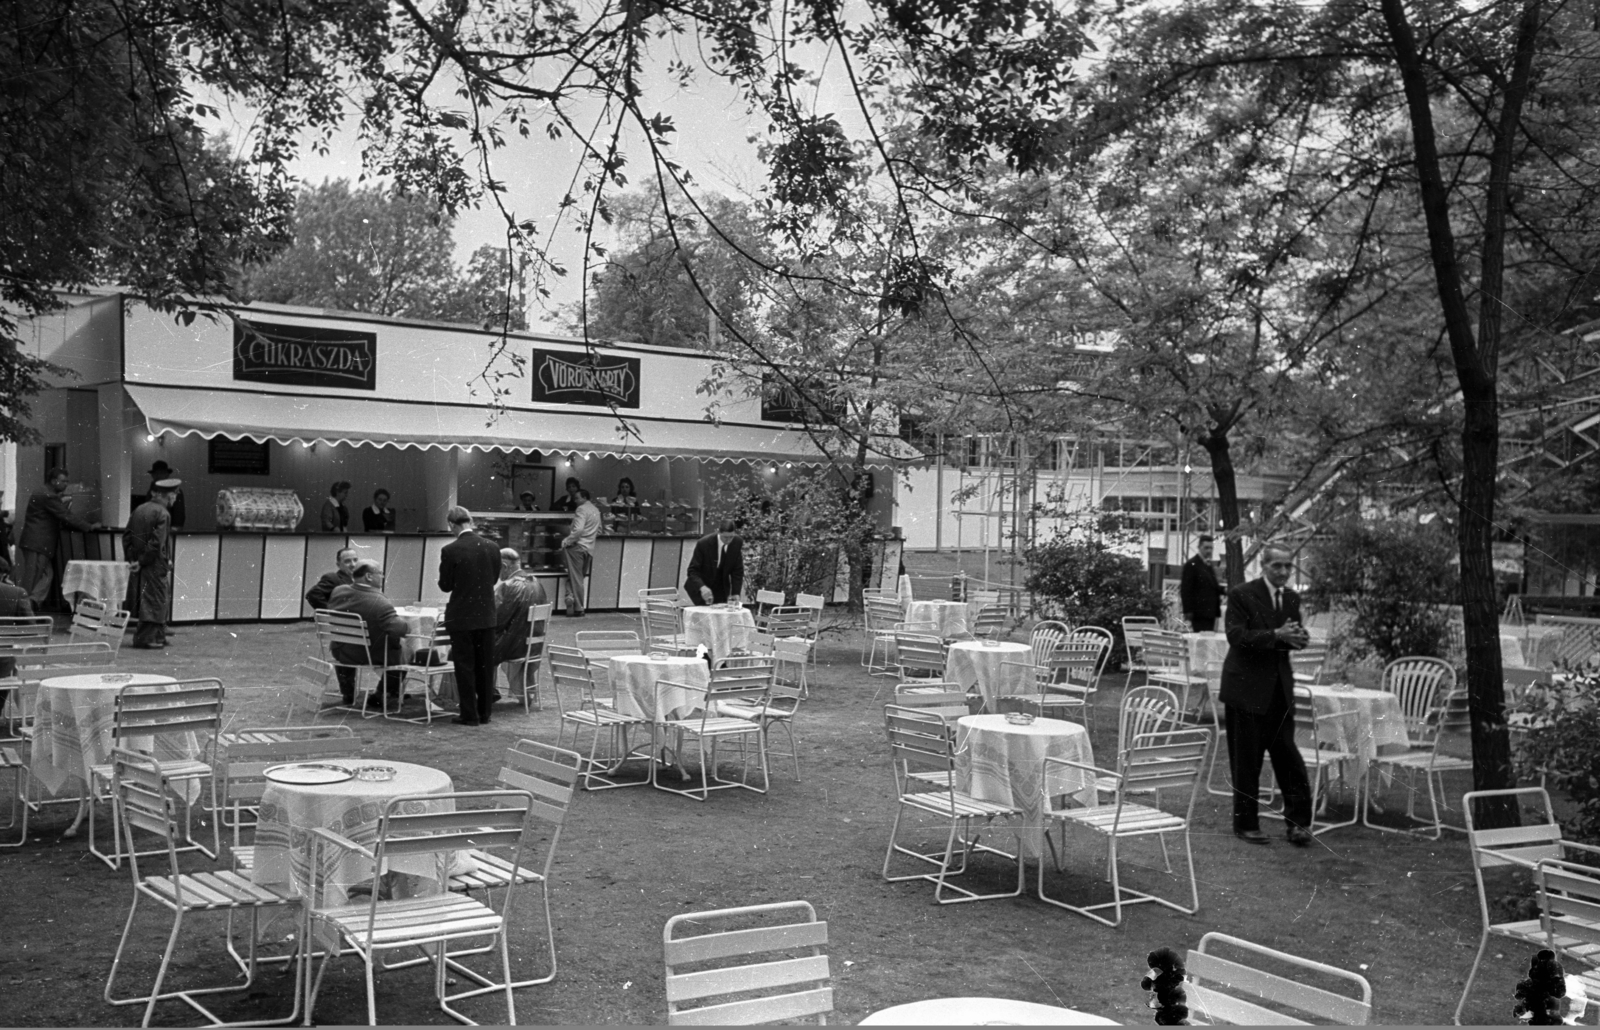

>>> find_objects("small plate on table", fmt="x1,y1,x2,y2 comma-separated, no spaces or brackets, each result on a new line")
264,763,355,785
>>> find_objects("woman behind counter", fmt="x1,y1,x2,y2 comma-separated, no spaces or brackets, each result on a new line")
320,481,351,532
362,488,396,532
612,477,641,514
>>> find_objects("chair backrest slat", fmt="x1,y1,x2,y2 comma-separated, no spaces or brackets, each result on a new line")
663,901,831,1025
1188,933,1372,1025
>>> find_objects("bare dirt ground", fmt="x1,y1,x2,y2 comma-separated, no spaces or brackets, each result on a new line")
0,613,1539,1025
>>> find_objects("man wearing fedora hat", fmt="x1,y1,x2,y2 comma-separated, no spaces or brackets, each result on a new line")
143,461,186,528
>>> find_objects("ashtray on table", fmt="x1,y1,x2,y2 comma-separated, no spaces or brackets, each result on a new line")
648,652,671,661
1005,712,1036,726
354,765,396,782
100,673,135,683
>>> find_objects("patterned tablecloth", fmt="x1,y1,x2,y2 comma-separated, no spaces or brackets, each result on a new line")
29,673,190,796
251,760,471,912
955,714,1096,860
905,600,973,639
1304,684,1411,779
944,641,1033,706
683,605,755,659
61,561,131,606
610,655,710,722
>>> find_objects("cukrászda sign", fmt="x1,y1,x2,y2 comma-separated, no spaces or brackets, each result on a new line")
233,317,378,390
531,349,641,408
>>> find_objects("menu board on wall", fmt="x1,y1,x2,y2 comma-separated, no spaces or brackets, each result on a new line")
233,317,378,390
530,348,641,408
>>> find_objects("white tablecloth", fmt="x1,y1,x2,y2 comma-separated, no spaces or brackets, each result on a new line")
610,655,710,722
29,673,185,795
1305,684,1411,779
1182,631,1230,688
955,715,1096,860
252,760,467,911
394,605,443,662
906,600,972,639
61,560,131,606
859,998,1120,1026
683,605,755,658
945,641,1033,705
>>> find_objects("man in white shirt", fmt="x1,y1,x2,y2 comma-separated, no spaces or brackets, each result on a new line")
560,488,601,616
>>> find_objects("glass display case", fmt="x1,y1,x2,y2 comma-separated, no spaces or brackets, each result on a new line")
601,501,702,536
470,512,571,572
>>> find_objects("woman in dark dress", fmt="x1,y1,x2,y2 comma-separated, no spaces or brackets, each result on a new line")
362,488,395,531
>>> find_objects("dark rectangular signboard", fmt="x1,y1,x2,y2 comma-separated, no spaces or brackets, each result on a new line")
531,348,641,408
761,374,844,424
233,317,378,390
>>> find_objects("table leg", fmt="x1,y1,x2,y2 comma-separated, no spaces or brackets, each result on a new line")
61,796,90,838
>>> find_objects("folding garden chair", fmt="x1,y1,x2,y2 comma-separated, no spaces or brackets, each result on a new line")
863,594,907,674
1363,687,1473,838
549,644,649,790
653,659,773,801
663,900,832,1025
69,600,132,659
514,602,553,712
881,704,1023,904
894,628,946,680
716,656,804,781
1120,615,1162,683
1186,932,1373,1025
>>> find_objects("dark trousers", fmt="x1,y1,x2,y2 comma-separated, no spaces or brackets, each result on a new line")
1224,692,1312,832
334,666,403,703
131,565,170,647
451,627,496,723
1188,615,1216,633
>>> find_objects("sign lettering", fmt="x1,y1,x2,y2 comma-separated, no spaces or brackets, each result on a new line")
761,374,843,424
531,349,640,408
233,318,377,390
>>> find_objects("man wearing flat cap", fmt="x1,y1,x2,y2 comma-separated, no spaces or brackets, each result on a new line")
125,479,178,648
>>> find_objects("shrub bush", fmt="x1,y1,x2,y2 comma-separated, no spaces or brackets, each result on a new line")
1511,671,1600,852
1302,518,1458,664
1024,535,1164,668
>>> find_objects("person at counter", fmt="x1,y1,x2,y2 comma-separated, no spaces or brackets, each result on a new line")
440,505,502,725
361,488,396,532
144,460,187,529
685,521,744,605
611,477,641,515
327,559,408,708
561,489,601,617
125,479,178,649
306,547,359,610
494,547,549,697
517,491,538,511
552,476,582,513
16,467,100,607
320,481,351,532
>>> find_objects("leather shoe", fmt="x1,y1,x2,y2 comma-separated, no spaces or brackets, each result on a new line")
1235,829,1270,845
451,716,481,726
1287,826,1314,847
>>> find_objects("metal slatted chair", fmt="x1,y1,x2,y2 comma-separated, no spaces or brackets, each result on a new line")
313,610,388,719
1098,686,1183,797
881,704,1023,904
715,656,803,781
1186,932,1373,1025
445,741,583,992
863,595,908,674
1264,687,1359,835
894,629,946,680
653,660,772,801
304,790,534,1026
1536,858,1600,971
971,604,1008,640
549,644,649,791
70,600,132,658
1381,655,1457,735
0,743,27,847
88,679,224,870
0,616,70,742
1455,787,1600,1022
1291,645,1329,686
1364,687,1474,838
642,598,696,656
1038,728,1210,926
1120,615,1162,683
752,589,785,631
1142,629,1210,716
394,620,452,725
515,602,553,712
1029,620,1071,667
104,750,303,1029
575,629,642,705
663,900,832,1025
891,682,970,724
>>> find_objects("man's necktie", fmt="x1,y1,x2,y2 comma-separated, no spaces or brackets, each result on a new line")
1273,589,1282,615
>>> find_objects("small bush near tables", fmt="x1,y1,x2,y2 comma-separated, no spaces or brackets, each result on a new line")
1302,518,1458,664
1025,535,1163,667
1511,672,1600,852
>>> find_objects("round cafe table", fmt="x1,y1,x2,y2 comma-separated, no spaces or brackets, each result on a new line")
905,599,971,639
683,605,756,659
945,640,1033,707
858,997,1121,1025
61,560,132,608
393,605,442,661
251,759,470,909
1304,683,1410,780
1182,631,1230,690
955,714,1096,861
610,655,710,722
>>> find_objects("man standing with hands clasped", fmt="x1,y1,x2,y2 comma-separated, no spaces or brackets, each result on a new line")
439,506,502,725
684,521,744,605
1218,543,1314,847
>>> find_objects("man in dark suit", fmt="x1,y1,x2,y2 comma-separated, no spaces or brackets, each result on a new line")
1179,534,1226,632
0,558,34,715
439,506,502,725
327,559,409,707
305,547,359,611
684,521,744,605
16,467,99,607
125,479,178,649
1219,543,1314,847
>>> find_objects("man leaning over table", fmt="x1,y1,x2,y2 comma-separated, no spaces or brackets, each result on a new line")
16,467,100,608
684,521,744,605
1219,542,1314,848
327,559,408,708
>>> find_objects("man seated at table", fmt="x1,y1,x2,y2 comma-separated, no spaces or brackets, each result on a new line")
305,547,359,611
327,559,409,707
684,521,744,605
493,548,549,700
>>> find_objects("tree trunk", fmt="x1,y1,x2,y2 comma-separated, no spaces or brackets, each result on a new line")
1201,428,1245,589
